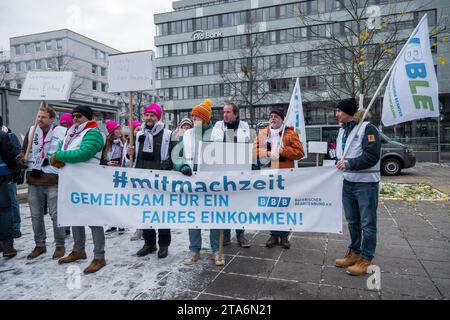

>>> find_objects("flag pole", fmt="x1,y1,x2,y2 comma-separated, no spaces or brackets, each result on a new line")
341,14,429,160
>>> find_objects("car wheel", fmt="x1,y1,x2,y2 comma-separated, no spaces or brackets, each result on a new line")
381,158,402,176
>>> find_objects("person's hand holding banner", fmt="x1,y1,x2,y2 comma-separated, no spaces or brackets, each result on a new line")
180,165,192,176
51,154,65,168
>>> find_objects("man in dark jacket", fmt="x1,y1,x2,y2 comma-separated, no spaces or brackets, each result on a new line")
0,129,21,258
1,116,22,239
127,104,175,259
334,98,381,276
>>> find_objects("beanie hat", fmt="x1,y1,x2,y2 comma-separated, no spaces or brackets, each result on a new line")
192,99,213,123
270,107,285,120
105,120,121,135
59,113,74,127
179,117,193,128
72,105,93,120
337,98,358,116
144,103,163,120
128,119,142,129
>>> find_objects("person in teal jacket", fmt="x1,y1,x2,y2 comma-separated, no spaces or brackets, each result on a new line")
172,99,224,267
51,105,107,274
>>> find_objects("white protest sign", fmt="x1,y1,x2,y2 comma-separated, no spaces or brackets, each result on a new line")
108,51,154,93
308,141,328,154
58,164,343,234
19,72,74,101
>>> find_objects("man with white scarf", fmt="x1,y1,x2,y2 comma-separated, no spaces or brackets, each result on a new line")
127,104,174,259
21,106,67,260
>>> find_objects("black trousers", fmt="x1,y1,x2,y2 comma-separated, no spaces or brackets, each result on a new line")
143,229,171,247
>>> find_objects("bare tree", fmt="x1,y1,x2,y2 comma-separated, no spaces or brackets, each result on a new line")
0,52,10,87
220,22,288,125
117,91,153,123
48,49,89,99
295,0,448,108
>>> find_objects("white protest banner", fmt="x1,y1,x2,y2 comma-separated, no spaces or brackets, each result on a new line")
283,78,307,159
19,71,74,101
382,14,439,126
107,51,154,93
58,164,343,234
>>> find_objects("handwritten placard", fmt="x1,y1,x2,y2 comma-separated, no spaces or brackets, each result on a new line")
108,51,154,93
19,72,74,101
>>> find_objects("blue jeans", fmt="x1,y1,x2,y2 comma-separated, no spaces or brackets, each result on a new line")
270,231,290,237
224,229,244,239
188,229,220,253
8,181,20,231
342,180,379,261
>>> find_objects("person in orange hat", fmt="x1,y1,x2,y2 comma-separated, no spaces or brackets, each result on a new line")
172,99,225,267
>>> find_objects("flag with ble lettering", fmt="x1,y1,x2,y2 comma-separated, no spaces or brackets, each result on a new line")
284,78,307,159
382,14,439,126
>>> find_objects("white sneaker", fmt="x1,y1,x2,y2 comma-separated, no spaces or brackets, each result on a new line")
183,252,200,265
212,252,225,266
130,229,143,241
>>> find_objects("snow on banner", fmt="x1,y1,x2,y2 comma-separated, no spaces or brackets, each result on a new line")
58,163,343,233
382,14,439,126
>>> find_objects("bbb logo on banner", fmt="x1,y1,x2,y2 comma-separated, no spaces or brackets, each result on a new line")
258,197,291,207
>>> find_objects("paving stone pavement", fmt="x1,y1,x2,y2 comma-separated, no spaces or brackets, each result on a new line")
1,162,449,300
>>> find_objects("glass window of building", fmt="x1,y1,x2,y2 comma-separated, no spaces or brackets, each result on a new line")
57,39,63,50
101,67,106,76
46,41,53,51
25,43,34,54
14,46,21,55
15,63,21,72
92,64,97,74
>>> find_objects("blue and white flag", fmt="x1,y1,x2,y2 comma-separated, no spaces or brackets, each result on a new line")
284,78,307,158
382,14,439,126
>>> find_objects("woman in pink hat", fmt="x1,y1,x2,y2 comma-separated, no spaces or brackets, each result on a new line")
101,120,124,167
59,113,74,128
101,120,125,234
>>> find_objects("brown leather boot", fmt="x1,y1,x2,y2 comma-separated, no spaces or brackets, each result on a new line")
27,246,47,260
346,258,372,276
266,235,279,248
58,250,87,264
2,245,17,258
83,258,106,274
335,250,361,268
52,246,65,259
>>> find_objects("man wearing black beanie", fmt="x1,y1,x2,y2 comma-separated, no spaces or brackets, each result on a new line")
71,105,93,121
334,98,381,276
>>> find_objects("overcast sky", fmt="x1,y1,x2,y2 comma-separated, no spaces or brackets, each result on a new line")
0,0,174,53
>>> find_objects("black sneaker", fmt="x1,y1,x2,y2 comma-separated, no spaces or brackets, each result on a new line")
136,244,157,257
105,227,117,234
13,230,22,239
158,246,169,259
